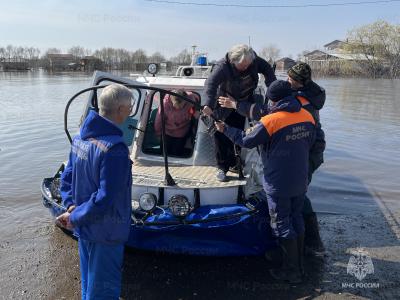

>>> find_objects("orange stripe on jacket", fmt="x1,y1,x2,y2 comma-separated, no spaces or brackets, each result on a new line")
88,138,110,153
296,96,310,106
260,108,315,136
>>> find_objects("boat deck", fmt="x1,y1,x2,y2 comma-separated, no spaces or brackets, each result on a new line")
132,159,247,188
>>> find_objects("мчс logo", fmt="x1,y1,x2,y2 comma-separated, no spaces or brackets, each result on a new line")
346,248,374,281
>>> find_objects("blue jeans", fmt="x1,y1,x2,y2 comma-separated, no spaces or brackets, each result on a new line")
78,239,124,300
267,194,305,239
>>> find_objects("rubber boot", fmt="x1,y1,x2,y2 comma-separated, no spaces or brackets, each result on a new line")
304,212,324,255
264,245,282,266
297,234,305,276
269,238,302,284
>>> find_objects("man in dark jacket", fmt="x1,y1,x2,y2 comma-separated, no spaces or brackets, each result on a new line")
57,84,133,300
215,80,316,283
287,62,326,254
202,44,276,181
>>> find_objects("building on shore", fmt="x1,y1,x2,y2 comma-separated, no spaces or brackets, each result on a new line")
323,40,347,52
0,58,29,71
46,54,76,71
274,57,296,72
300,40,374,74
80,56,104,72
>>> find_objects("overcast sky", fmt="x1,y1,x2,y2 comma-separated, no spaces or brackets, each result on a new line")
0,0,399,59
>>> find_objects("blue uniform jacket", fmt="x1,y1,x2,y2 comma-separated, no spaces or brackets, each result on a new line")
224,96,316,197
236,81,326,175
60,110,132,244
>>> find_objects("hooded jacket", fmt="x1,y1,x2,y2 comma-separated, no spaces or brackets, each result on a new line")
224,96,315,197
237,80,326,120
204,53,276,114
60,110,132,244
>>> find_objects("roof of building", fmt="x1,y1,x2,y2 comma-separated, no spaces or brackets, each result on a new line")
303,50,329,57
323,40,346,49
329,53,373,60
276,57,296,63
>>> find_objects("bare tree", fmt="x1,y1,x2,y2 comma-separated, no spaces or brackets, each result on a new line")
149,51,166,63
170,49,191,65
6,45,14,59
259,45,281,63
297,50,310,61
44,48,62,57
345,20,400,78
26,47,40,60
0,47,5,60
131,49,147,64
68,46,86,59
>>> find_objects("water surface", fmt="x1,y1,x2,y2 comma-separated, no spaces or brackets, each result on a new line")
2,72,399,213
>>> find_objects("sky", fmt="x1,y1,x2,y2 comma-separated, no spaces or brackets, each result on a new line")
0,0,399,60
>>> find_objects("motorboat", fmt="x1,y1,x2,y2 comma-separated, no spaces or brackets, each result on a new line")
41,69,276,256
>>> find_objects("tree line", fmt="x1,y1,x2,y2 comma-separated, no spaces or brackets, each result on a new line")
1,20,399,77
0,45,193,70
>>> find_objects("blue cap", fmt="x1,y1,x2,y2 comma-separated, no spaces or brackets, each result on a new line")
266,80,292,102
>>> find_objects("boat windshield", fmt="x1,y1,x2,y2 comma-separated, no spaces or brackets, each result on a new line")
142,90,200,159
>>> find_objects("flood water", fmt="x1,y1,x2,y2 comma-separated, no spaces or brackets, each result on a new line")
1,71,399,213
0,71,399,299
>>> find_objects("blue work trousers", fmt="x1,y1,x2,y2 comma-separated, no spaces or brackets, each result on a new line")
78,239,124,300
267,194,305,239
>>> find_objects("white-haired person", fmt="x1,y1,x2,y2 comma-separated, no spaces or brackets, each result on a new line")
58,84,133,299
202,44,276,181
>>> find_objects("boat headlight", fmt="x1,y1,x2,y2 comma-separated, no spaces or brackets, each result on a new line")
168,195,191,217
147,63,158,75
139,193,157,212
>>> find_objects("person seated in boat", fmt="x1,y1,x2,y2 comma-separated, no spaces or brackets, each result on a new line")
154,89,199,156
201,44,276,182
215,80,316,283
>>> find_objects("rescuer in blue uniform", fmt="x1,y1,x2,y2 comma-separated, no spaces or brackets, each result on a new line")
57,84,133,300
218,62,326,255
215,80,315,283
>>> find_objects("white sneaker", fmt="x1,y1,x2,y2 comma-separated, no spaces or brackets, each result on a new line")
216,169,227,182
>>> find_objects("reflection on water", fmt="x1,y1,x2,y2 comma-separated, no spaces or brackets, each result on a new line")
0,72,399,216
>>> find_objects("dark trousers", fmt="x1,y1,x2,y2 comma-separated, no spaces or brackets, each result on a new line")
267,194,305,239
165,135,187,156
303,143,325,215
303,171,314,215
214,110,246,172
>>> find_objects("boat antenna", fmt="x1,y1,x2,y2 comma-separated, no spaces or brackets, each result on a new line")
191,45,197,66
